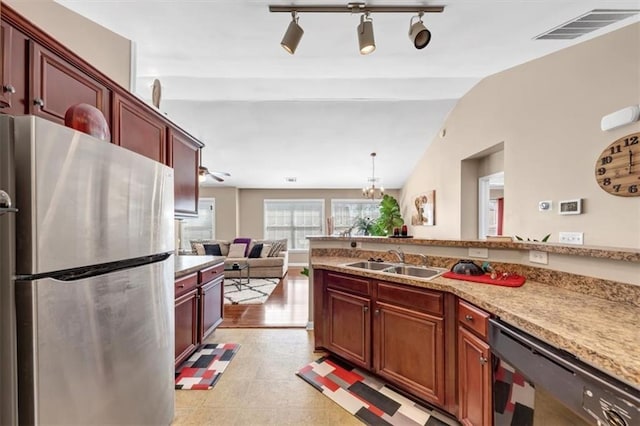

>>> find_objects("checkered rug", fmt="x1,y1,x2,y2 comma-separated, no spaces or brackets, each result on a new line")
175,343,240,390
297,356,455,425
224,278,279,304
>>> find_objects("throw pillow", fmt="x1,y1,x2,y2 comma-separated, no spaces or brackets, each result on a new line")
193,243,205,255
268,239,285,257
227,243,247,258
260,244,272,258
203,243,222,256
233,237,252,256
248,243,263,258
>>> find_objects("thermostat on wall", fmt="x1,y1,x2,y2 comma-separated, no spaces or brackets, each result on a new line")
558,199,582,215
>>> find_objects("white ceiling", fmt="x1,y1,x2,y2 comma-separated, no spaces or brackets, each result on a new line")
56,0,639,188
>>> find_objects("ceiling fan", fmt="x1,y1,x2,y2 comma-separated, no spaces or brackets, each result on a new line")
198,149,230,183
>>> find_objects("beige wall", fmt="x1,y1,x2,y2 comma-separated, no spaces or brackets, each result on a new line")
199,187,240,241
5,0,132,89
401,23,640,249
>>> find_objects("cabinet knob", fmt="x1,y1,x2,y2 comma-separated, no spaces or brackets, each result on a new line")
33,98,45,108
479,356,488,365
3,85,15,94
375,309,380,315
465,314,474,321
363,306,368,313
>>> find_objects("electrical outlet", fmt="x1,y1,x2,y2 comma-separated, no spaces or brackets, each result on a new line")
468,248,489,258
559,232,583,245
529,250,548,264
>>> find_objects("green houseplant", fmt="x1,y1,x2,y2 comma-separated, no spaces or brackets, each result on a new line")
371,194,404,236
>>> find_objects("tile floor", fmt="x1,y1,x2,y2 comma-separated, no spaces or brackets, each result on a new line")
173,328,362,425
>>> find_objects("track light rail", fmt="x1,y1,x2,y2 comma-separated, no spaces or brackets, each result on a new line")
269,3,444,14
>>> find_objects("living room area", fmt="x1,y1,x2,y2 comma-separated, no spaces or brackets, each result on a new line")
175,186,400,328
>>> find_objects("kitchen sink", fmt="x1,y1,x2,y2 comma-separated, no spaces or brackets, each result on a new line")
345,261,447,280
390,265,447,280
345,261,395,270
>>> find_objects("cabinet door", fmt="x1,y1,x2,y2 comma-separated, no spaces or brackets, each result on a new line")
326,288,371,369
458,326,492,426
175,288,199,367
112,93,167,163
199,276,223,342
374,301,445,406
30,43,110,125
0,21,28,115
169,128,199,216
0,20,11,108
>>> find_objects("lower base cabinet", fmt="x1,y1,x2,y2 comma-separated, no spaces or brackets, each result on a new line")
375,302,445,406
326,288,371,369
175,289,198,367
458,326,491,426
199,276,224,342
175,262,224,366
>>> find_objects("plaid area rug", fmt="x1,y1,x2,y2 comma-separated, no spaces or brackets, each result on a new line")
224,278,279,304
297,356,454,426
175,343,240,390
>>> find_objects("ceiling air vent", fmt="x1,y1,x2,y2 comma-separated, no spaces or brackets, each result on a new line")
534,9,639,40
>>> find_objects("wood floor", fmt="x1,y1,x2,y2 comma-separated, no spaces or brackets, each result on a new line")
219,267,309,328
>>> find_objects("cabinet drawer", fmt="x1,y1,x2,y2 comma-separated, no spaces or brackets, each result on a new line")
376,282,443,316
199,263,224,284
175,272,198,296
326,272,371,296
458,300,490,340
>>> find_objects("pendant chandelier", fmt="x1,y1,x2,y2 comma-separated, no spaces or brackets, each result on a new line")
362,152,384,200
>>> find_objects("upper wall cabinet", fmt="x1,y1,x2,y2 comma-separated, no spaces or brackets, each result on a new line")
30,43,110,125
112,92,167,164
169,128,199,217
0,21,28,114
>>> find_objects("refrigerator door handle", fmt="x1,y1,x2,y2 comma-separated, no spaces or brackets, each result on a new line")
0,190,18,215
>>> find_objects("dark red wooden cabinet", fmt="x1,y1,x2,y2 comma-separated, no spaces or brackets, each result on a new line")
175,263,224,366
174,288,199,367
169,128,200,217
112,93,167,163
1,21,28,115
30,43,110,125
457,300,492,426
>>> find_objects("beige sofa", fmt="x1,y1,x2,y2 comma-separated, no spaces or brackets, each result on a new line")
190,239,289,279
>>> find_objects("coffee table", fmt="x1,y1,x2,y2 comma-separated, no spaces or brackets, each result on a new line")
224,263,250,290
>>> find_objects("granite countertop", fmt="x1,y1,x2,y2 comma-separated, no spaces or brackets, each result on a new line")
175,255,225,279
311,256,640,389
307,236,640,262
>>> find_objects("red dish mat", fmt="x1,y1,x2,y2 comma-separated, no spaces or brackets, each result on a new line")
442,271,526,287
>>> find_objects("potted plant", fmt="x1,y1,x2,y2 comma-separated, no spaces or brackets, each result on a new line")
371,194,404,236
354,216,376,236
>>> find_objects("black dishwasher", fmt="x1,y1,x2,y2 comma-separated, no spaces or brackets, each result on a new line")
489,318,639,426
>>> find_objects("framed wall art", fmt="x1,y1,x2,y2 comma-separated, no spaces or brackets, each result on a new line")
411,190,435,226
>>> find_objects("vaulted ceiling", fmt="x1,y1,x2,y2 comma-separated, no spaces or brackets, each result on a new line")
56,0,639,188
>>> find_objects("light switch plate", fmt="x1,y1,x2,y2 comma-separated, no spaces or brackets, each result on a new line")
468,248,489,258
529,250,548,264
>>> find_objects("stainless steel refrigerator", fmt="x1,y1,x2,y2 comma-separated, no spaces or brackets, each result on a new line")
0,115,175,425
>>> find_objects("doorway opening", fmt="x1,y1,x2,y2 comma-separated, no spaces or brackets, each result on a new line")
478,172,504,239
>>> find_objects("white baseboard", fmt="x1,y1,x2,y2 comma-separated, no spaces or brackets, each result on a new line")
306,321,314,330
288,262,308,267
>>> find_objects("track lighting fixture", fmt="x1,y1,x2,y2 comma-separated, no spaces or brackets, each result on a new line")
281,11,304,54
269,3,444,55
409,12,431,49
357,12,375,55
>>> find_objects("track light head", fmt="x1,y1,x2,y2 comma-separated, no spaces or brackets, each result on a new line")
281,11,304,54
409,13,431,49
357,12,376,55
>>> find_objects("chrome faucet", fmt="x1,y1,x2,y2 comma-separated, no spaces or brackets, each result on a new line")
418,254,429,267
388,248,405,264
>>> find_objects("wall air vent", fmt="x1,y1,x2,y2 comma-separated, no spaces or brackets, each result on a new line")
534,9,639,40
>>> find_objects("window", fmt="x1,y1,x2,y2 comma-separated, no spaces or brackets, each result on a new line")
264,200,324,250
331,199,381,235
179,198,215,251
